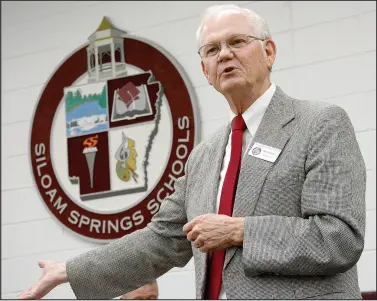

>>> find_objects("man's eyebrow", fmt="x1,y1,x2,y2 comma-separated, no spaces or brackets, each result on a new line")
205,33,242,44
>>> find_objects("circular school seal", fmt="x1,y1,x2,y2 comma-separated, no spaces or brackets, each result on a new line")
29,17,199,242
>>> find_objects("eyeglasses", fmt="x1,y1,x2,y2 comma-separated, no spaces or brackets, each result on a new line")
198,34,265,58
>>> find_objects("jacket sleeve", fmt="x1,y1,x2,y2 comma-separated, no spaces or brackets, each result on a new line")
66,155,194,299
242,105,366,277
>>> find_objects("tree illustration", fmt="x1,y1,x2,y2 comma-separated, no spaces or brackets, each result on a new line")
65,86,107,113
99,86,107,109
74,89,83,102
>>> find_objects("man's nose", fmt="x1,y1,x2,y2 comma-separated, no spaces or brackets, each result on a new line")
217,42,233,61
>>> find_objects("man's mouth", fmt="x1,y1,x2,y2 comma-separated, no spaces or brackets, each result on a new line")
220,66,239,77
223,67,236,74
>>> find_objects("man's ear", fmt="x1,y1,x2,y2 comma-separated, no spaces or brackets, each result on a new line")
201,60,212,85
263,39,276,72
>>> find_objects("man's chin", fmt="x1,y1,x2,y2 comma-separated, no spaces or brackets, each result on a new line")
219,79,245,94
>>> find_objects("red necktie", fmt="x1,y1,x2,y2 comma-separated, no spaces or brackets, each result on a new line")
205,115,246,299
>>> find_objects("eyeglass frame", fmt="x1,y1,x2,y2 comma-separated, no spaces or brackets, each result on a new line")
197,33,265,58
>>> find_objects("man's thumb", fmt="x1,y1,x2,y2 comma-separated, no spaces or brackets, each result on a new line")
38,260,46,268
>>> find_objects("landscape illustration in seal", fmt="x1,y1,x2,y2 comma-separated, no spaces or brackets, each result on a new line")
30,17,198,242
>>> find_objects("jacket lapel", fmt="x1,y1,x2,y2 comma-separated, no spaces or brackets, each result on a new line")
203,124,231,214
195,123,231,299
223,86,295,269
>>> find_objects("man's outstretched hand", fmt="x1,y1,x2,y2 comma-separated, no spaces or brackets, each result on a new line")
16,260,68,299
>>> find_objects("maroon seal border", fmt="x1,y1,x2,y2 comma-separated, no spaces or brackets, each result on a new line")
30,37,196,241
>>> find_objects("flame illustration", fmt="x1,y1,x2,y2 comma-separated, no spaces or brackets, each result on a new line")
83,135,99,148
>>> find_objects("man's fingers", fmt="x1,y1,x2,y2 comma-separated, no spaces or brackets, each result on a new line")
183,215,207,234
16,287,34,299
16,292,27,299
186,227,199,241
183,220,195,234
193,236,204,248
18,283,40,299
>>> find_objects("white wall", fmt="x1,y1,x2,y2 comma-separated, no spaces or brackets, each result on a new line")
1,1,376,299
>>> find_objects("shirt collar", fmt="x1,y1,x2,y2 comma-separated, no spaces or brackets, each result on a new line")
229,83,276,136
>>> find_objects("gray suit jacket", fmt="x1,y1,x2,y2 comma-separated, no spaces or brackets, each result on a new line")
67,86,366,299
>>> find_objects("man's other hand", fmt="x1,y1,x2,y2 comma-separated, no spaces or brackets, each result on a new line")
120,280,159,299
16,260,67,299
183,214,244,252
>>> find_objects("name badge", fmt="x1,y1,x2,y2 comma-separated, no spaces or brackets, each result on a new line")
249,142,281,163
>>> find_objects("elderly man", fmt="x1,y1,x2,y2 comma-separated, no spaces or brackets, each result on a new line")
17,4,365,300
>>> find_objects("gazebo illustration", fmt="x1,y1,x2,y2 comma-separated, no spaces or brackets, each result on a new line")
87,17,128,82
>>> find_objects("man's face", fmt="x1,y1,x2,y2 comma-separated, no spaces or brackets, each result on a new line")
200,12,275,95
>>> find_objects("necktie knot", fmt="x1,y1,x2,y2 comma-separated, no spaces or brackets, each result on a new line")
232,115,246,132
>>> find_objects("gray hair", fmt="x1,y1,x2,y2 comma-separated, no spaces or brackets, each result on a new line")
196,4,272,48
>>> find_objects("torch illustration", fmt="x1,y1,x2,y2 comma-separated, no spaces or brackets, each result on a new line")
83,135,99,188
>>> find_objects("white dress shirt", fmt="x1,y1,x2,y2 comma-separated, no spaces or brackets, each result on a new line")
216,83,276,299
